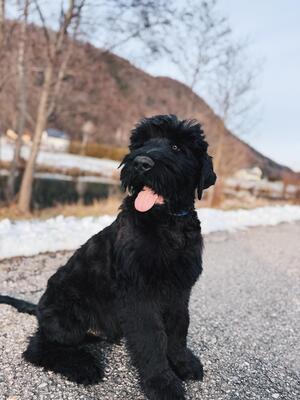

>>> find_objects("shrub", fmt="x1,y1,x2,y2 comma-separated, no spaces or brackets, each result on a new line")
69,141,128,161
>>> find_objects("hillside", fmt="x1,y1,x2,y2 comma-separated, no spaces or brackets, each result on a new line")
0,23,298,182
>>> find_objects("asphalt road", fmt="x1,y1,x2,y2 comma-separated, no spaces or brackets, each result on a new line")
0,222,299,400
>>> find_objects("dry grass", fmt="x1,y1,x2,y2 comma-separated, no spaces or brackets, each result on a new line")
70,141,127,161
1,194,298,222
0,196,123,221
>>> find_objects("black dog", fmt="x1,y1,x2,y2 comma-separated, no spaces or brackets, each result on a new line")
0,115,216,400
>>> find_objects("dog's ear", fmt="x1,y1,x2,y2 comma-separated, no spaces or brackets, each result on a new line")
197,155,217,200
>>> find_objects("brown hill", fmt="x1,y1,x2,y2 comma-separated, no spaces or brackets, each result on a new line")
1,24,298,183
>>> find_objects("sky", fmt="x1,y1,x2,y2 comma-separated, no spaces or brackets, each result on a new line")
218,0,300,171
143,1,300,171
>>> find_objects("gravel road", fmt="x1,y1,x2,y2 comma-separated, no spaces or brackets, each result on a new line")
0,222,299,400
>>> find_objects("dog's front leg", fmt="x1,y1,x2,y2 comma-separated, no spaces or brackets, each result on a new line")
120,291,186,400
165,295,204,382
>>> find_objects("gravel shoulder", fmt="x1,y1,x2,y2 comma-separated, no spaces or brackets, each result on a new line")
0,222,299,400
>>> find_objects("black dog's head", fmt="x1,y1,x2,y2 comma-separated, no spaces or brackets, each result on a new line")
120,114,216,214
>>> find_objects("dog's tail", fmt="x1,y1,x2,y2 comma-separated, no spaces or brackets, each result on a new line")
0,295,37,316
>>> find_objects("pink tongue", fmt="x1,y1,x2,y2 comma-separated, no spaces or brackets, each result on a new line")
134,186,162,212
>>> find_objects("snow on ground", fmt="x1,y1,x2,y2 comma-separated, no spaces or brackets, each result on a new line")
0,142,119,178
199,205,300,234
1,205,300,260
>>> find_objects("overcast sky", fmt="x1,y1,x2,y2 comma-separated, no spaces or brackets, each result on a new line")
219,0,300,171
144,1,300,171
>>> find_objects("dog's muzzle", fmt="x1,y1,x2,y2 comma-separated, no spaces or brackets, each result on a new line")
133,156,154,173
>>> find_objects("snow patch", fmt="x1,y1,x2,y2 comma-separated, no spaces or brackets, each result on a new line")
0,142,119,178
1,206,300,259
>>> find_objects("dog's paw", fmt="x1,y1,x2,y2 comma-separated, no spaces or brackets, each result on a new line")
65,358,104,385
144,371,186,400
171,349,204,381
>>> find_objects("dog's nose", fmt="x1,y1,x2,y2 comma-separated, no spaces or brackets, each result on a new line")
133,156,154,172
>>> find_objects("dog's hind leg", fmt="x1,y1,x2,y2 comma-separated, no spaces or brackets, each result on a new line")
23,303,104,385
23,327,104,385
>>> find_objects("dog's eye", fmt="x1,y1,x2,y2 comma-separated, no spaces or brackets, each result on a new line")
171,144,180,152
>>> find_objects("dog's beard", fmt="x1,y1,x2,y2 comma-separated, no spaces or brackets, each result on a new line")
134,186,164,212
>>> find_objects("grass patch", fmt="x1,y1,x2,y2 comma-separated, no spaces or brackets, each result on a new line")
70,141,127,161
0,196,123,221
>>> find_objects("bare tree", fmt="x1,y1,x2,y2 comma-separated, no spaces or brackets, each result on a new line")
0,0,4,47
153,0,231,117
0,0,6,167
156,0,261,135
154,1,261,207
18,0,85,212
0,1,19,92
205,40,261,206
6,0,30,202
210,40,260,175
16,0,176,212
46,7,82,121
0,0,7,100
90,0,173,54
178,1,230,87
209,40,260,134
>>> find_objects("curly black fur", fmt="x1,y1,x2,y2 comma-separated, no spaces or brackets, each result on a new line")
0,115,216,400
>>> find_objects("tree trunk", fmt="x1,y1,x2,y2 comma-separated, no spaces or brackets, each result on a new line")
18,65,53,212
6,0,29,202
207,132,225,207
17,0,82,213
0,0,4,166
0,0,4,48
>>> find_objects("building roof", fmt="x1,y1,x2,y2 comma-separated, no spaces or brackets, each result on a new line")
46,128,69,140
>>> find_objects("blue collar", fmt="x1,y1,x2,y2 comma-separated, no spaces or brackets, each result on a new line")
171,209,191,217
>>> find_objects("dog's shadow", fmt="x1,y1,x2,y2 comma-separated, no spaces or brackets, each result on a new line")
84,334,139,384
85,337,146,398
